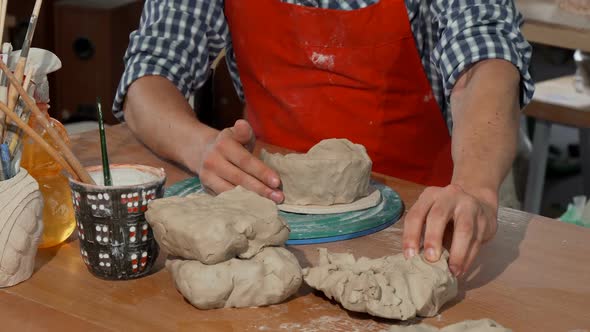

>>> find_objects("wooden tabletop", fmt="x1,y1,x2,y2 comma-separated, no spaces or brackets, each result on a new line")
517,0,590,51
1,124,589,331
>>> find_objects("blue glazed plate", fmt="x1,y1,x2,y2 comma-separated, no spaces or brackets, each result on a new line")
165,178,403,245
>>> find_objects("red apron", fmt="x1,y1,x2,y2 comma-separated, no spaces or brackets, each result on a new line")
224,0,453,186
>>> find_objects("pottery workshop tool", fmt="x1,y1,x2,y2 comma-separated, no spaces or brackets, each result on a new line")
5,0,42,118
96,98,112,186
0,43,13,106
68,164,165,280
0,0,7,47
165,177,403,245
0,59,94,184
5,66,35,157
0,0,8,139
5,48,63,160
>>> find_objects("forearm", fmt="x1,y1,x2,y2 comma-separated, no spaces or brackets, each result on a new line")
449,59,521,199
123,75,218,172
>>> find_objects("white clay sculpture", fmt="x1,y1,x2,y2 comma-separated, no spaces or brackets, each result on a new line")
0,169,43,288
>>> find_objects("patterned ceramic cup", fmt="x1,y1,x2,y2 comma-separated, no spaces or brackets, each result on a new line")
68,164,166,280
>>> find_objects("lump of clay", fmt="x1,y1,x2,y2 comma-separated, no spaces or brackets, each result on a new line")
167,247,302,309
303,249,458,320
389,319,512,332
146,186,289,264
261,139,372,206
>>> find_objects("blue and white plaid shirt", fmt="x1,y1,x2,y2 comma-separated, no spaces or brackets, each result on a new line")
113,0,534,122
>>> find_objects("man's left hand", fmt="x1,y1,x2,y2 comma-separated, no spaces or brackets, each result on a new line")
402,184,499,277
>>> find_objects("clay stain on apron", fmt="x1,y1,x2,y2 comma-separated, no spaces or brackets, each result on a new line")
310,52,335,70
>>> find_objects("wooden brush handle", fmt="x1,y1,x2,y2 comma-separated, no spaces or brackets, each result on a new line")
0,0,7,46
6,68,36,155
7,58,26,111
0,60,96,184
0,102,79,181
1,56,26,142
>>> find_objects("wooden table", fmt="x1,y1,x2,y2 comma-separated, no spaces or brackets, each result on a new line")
517,0,590,52
1,125,589,331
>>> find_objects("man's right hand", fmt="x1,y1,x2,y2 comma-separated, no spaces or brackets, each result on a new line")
198,119,284,203
124,78,282,202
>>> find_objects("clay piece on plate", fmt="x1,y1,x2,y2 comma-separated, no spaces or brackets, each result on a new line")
146,186,290,264
389,319,512,332
0,169,43,288
278,187,382,214
167,247,302,309
261,138,372,206
303,249,458,320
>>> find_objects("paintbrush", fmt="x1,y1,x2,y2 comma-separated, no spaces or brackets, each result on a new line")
0,0,7,146
6,66,35,157
0,0,8,47
0,143,10,179
96,98,112,186
0,145,4,180
0,43,9,142
4,0,43,140
0,43,13,103
0,59,95,184
0,101,79,181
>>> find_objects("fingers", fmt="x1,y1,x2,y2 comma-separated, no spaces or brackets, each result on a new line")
422,193,457,263
231,119,256,151
448,207,477,276
218,157,283,202
463,240,482,277
200,121,283,203
403,188,436,259
462,214,489,274
403,184,497,277
201,146,284,202
217,133,281,189
200,171,233,195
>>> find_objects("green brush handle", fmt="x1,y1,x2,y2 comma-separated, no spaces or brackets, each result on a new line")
97,98,112,186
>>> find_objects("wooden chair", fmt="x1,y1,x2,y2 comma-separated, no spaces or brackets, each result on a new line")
524,75,590,213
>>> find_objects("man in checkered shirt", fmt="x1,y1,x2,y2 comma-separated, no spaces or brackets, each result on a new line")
114,0,534,276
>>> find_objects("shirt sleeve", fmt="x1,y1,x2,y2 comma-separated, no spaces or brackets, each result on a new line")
112,0,228,121
431,0,534,108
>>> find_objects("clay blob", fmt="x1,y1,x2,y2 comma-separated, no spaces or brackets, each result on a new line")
261,139,372,206
146,186,290,264
389,319,512,332
148,186,303,309
167,247,302,309
303,249,458,320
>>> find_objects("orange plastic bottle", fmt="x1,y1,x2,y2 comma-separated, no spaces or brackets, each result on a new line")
21,104,76,248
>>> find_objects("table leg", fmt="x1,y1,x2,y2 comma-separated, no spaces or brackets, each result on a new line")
580,128,590,196
524,120,551,214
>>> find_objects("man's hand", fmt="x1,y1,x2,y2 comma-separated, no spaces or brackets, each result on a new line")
402,184,498,277
198,119,285,203
400,59,520,278
124,78,282,202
